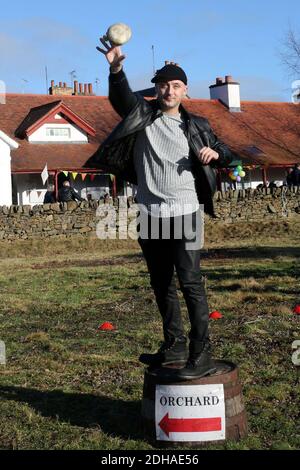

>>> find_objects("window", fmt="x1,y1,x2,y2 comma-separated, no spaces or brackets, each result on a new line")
46,128,71,138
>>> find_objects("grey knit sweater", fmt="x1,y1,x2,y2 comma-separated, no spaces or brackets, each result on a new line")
133,112,199,217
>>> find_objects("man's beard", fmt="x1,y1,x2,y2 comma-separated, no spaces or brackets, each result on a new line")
158,96,180,110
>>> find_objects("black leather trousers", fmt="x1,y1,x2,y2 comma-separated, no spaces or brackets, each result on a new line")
137,210,209,352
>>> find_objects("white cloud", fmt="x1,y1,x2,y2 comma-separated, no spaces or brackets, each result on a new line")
0,16,89,46
0,17,92,92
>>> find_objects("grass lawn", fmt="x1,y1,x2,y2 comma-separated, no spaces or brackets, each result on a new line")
0,220,299,450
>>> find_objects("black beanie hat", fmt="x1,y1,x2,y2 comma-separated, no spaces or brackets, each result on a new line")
151,64,187,85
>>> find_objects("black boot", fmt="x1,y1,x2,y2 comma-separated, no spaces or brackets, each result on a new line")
139,337,188,367
175,341,216,380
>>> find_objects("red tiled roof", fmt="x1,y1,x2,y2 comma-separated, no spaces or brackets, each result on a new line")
15,100,96,138
15,100,61,137
1,94,119,172
0,93,299,172
184,99,300,166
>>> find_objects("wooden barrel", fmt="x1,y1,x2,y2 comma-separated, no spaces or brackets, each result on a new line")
141,360,247,447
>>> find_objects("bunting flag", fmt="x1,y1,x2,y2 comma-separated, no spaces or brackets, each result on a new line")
90,174,95,181
41,163,49,185
62,171,69,177
244,165,262,170
72,172,78,180
81,173,87,181
37,191,42,199
110,174,115,181
223,165,262,171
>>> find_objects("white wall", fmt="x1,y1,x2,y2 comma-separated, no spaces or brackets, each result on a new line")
220,167,290,191
210,83,241,110
14,173,112,206
72,174,111,199
14,174,46,205
13,168,290,206
29,122,88,143
0,139,13,206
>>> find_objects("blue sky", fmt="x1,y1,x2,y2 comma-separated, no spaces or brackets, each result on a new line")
0,0,299,101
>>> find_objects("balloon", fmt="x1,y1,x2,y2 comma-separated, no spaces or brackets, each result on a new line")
239,171,246,177
230,174,237,180
236,176,241,182
233,170,239,176
237,165,242,171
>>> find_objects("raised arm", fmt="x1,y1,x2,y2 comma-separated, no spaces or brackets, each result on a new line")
96,36,138,118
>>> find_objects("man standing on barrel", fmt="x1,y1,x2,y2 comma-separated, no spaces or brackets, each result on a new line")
88,30,237,379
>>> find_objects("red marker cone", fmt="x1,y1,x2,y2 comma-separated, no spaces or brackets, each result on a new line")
98,321,116,331
209,311,223,319
293,305,300,315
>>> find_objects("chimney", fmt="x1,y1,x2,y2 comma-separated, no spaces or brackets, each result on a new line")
49,80,73,96
209,75,241,112
49,79,94,96
164,60,180,67
225,75,234,83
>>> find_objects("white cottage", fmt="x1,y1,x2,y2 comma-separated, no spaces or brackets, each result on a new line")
0,74,299,207
0,130,18,206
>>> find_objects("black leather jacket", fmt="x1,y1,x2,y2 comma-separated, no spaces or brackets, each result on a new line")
86,69,238,216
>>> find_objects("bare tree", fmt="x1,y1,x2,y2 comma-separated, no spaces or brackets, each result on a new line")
279,26,300,78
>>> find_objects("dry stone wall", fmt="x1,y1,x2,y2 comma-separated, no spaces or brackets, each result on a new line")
213,186,300,222
0,187,299,241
